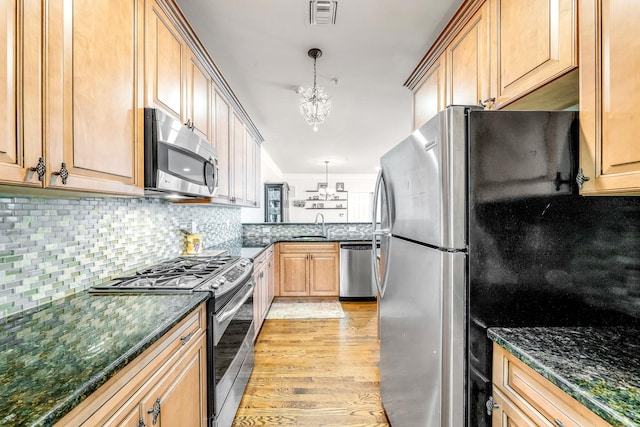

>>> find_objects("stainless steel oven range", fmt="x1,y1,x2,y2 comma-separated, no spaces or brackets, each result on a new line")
90,255,254,427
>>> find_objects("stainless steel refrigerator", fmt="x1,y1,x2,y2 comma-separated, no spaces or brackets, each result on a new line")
372,106,580,426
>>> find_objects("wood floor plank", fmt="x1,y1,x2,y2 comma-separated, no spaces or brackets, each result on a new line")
233,301,389,426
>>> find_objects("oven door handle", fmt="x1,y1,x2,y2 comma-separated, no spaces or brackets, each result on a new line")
217,281,255,323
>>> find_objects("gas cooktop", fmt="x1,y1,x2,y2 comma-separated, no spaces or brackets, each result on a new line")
90,255,252,296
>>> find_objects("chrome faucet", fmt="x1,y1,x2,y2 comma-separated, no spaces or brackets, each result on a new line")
315,213,326,237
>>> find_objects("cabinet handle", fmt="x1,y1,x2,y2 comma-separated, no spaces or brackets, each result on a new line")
479,97,495,108
180,331,194,346
29,157,46,181
485,396,499,416
184,119,194,130
135,417,146,427
147,397,161,425
52,162,69,185
576,168,590,190
554,419,566,427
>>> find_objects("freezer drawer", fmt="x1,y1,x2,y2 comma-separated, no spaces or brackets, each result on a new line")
339,242,376,300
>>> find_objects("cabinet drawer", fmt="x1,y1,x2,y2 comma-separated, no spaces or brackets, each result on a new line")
279,242,338,253
492,344,610,427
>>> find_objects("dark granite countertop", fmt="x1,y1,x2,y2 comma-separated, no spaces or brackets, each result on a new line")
0,291,208,426
488,326,640,427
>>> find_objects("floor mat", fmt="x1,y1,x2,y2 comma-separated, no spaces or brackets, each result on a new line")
265,301,345,319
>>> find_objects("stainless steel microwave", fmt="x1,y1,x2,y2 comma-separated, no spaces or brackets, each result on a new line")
144,108,219,198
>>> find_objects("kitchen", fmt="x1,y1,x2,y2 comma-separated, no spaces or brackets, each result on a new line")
1,1,639,427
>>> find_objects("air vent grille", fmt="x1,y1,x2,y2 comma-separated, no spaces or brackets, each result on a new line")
309,0,337,25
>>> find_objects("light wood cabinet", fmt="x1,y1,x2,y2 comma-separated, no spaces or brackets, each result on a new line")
146,0,211,141
492,343,611,427
413,53,446,130
245,128,259,207
278,242,339,297
56,304,207,426
46,0,144,195
579,0,640,194
489,0,577,109
0,0,143,195
0,0,42,188
212,87,232,203
253,245,274,339
231,112,247,204
445,3,490,108
408,0,578,123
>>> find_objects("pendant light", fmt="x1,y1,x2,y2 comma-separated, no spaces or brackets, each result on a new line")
299,48,332,132
318,160,335,199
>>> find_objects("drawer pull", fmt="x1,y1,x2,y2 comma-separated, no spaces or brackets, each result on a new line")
554,419,566,427
147,397,161,424
135,417,146,427
180,331,194,346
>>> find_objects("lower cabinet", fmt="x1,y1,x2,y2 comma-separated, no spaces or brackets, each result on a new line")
278,242,339,297
253,245,274,340
492,343,610,427
55,304,207,426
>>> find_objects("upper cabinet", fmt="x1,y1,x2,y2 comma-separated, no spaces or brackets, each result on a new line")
0,0,42,188
579,0,640,194
490,0,577,109
407,0,578,128
0,0,261,200
1,0,144,195
146,0,212,142
46,0,144,195
412,54,446,130
445,2,490,108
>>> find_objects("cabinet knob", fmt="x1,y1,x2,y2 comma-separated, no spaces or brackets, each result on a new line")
135,417,146,427
52,162,69,185
485,396,499,416
554,419,566,427
576,168,590,190
29,157,46,182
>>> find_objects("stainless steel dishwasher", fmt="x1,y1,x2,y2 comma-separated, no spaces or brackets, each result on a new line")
339,242,377,301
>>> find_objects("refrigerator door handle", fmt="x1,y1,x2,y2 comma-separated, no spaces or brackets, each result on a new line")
372,169,390,297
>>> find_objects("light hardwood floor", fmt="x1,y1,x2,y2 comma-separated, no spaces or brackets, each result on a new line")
233,301,389,426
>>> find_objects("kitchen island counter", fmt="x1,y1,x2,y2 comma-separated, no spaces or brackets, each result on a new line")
0,291,208,426
488,326,640,427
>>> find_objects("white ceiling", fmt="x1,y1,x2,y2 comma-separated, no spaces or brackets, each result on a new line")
175,0,463,175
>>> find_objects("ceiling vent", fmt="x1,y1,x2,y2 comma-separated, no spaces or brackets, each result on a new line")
309,1,337,25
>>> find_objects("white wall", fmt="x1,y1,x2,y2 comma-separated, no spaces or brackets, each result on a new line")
285,173,377,223
242,148,377,223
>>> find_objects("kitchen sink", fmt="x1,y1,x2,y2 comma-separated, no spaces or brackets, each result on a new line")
291,235,328,241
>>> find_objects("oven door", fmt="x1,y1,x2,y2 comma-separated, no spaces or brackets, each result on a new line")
212,279,255,422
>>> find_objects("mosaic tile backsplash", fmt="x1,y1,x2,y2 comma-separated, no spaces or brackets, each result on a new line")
0,196,241,319
242,222,373,246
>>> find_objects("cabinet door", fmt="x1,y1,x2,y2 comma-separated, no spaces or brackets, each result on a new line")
0,0,42,187
231,113,246,204
445,3,490,107
212,87,232,203
146,0,185,120
491,0,577,107
309,252,339,296
413,53,445,130
46,0,143,195
579,0,640,194
245,129,257,207
279,253,308,296
186,49,212,142
141,334,207,427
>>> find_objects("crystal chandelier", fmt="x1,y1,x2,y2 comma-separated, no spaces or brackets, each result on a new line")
318,160,335,199
299,48,331,132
